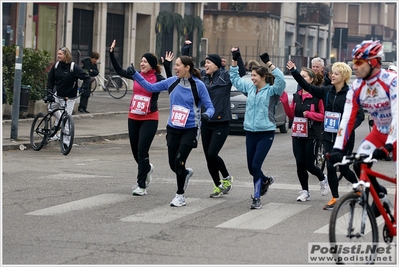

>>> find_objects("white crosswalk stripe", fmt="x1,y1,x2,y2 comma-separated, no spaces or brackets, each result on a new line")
26,194,131,216
121,198,226,223
217,203,311,230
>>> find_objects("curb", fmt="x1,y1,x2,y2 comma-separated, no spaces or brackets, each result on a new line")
3,130,167,152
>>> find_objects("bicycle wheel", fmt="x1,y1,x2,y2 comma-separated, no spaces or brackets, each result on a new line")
90,77,97,93
106,76,128,99
315,140,326,173
30,112,48,151
329,192,379,264
59,114,75,155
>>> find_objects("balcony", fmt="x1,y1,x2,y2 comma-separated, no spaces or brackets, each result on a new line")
298,3,330,26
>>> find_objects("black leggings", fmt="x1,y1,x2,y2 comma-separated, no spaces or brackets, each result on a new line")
166,126,199,194
201,121,230,187
292,138,325,192
324,140,358,198
128,118,158,188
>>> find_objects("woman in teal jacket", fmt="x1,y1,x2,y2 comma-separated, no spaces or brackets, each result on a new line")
230,50,286,209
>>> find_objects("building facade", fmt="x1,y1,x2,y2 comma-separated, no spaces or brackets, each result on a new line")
2,2,397,77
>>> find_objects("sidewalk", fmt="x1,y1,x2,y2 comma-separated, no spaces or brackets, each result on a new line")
2,109,170,151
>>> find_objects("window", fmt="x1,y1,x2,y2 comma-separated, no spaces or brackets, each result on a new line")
348,5,359,35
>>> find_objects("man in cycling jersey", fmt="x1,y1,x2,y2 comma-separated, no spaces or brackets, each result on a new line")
329,40,397,212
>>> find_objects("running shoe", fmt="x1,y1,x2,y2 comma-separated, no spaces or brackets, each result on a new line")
323,197,338,210
320,175,329,196
222,176,233,194
170,194,186,207
132,187,147,196
250,197,262,209
210,185,223,198
296,190,310,202
260,176,274,196
145,163,154,187
183,168,193,191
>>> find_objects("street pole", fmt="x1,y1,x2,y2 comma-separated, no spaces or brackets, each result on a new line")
326,3,332,65
338,28,342,62
10,3,26,140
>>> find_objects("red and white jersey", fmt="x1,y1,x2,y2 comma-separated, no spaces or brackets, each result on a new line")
334,69,397,149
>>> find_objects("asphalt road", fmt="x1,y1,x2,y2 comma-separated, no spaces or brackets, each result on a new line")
2,117,397,265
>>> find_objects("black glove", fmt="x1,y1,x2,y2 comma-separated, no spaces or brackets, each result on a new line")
259,53,270,64
372,144,393,160
127,64,136,76
328,148,344,165
231,48,241,61
201,113,210,122
43,90,55,103
43,95,54,103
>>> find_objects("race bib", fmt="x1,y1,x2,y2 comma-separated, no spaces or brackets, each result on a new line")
171,105,190,127
291,117,308,137
324,111,341,133
130,95,151,115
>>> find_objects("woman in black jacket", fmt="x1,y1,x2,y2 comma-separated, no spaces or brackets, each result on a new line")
286,61,365,210
182,40,246,198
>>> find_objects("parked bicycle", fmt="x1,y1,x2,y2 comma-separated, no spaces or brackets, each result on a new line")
86,67,128,99
329,153,396,264
30,90,81,155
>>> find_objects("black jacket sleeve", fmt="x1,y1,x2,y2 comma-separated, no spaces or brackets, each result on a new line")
290,68,327,100
354,105,365,129
109,51,131,79
163,60,173,78
237,55,246,77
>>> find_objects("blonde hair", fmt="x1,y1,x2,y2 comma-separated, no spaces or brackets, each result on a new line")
59,47,72,64
332,62,352,84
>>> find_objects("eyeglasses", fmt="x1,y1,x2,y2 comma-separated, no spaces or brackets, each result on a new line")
352,59,367,66
59,47,67,53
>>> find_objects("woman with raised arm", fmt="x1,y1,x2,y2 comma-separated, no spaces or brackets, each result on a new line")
286,60,364,210
230,50,286,209
126,55,215,207
181,40,246,198
109,39,174,196
280,67,327,202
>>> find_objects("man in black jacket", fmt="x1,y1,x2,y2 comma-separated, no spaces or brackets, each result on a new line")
79,52,99,113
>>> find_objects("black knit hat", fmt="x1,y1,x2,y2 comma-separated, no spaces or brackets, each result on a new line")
142,53,158,70
206,54,222,68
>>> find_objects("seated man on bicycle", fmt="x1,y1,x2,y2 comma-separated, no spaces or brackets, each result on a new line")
45,47,91,139
329,40,397,215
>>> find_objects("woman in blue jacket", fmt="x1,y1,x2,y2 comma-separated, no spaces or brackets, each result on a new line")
230,50,286,209
126,56,215,207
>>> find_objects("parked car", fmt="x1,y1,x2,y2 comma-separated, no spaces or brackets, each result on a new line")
230,75,298,133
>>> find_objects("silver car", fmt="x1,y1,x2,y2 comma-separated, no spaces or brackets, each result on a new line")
230,75,298,133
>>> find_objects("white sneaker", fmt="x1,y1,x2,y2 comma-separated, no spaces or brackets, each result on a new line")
50,134,60,141
170,194,186,207
320,175,329,196
183,168,193,192
296,190,310,202
145,163,154,187
132,187,147,196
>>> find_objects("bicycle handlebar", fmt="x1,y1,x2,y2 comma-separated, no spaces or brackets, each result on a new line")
331,153,377,167
43,89,83,103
